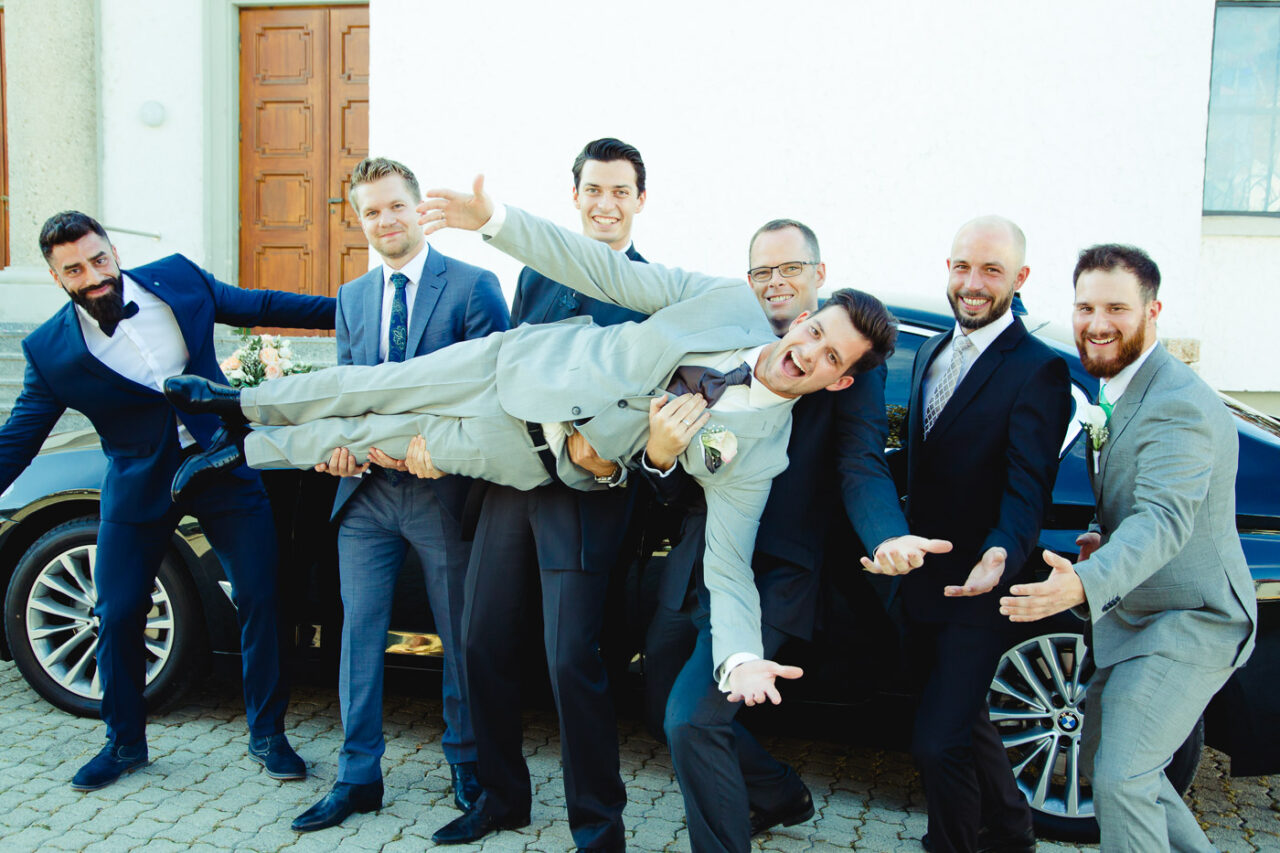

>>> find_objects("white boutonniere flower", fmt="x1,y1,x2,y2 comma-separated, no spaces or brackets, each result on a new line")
700,424,739,474
1080,404,1109,473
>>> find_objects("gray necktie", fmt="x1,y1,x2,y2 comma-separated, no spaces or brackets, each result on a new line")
924,334,974,438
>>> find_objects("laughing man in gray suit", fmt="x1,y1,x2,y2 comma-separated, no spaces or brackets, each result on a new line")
1001,244,1256,852
167,177,899,707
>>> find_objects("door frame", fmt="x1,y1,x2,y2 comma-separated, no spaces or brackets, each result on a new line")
203,0,367,285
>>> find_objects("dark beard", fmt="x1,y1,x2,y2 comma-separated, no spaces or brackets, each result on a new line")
68,276,125,329
949,288,1014,331
1077,325,1147,379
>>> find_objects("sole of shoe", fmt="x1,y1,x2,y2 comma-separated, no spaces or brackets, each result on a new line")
70,759,150,792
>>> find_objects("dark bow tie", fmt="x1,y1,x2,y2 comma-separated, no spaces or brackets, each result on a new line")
100,301,140,337
665,362,753,408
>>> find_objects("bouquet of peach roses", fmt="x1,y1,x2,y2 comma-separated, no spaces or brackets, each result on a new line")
219,329,315,388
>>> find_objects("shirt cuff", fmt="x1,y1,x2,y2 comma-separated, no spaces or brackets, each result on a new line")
640,451,677,477
716,652,762,693
477,201,507,237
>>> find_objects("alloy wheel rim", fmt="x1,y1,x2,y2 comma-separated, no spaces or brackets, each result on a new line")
23,543,176,700
988,632,1095,821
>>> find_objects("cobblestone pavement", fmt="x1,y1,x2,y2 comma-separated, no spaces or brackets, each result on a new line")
0,660,1276,852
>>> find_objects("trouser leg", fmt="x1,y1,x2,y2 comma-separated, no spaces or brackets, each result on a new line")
93,519,172,747
1082,656,1231,853
190,477,288,739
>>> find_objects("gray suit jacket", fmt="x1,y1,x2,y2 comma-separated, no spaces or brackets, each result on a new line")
1076,343,1257,670
487,206,795,669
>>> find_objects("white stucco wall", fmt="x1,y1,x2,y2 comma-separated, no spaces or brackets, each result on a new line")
1199,228,1280,391
97,0,208,268
369,0,1217,347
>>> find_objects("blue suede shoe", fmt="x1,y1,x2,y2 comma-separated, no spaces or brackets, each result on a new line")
71,741,149,791
248,733,306,780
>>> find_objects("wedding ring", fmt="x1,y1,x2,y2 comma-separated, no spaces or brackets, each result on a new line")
682,419,692,425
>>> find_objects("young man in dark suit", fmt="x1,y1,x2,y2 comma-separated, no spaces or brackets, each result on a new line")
866,216,1072,853
289,157,509,832
640,220,949,852
0,212,335,791
431,138,649,849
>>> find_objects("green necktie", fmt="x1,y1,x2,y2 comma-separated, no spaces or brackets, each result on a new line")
1098,385,1114,420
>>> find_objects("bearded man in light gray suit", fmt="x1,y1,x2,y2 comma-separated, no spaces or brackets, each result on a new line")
1001,244,1256,852
167,177,900,707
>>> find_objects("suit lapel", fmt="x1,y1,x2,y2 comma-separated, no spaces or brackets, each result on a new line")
360,268,384,365
1098,344,1167,476
926,318,1027,442
406,246,446,357
907,331,947,484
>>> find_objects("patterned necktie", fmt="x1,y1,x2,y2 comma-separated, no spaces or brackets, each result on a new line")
1098,384,1114,420
923,334,974,437
387,272,409,363
666,362,753,408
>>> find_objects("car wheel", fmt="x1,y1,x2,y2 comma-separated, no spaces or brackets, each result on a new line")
987,630,1204,842
3,517,206,717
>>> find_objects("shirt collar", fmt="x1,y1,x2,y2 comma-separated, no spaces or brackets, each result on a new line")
1099,340,1159,405
381,242,430,289
743,344,793,409
952,308,1014,356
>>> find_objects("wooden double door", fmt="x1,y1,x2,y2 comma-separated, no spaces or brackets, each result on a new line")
239,5,369,311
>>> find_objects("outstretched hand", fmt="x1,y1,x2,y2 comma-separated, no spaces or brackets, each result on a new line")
944,546,1007,597
418,174,494,235
860,535,953,575
999,550,1086,621
725,659,804,707
645,393,709,471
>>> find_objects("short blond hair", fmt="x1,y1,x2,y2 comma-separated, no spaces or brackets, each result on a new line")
349,157,421,212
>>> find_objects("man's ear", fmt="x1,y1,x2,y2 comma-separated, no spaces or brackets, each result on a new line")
813,262,826,288
788,310,813,330
1147,299,1162,323
634,190,646,214
1014,265,1030,290
825,375,854,393
572,186,581,208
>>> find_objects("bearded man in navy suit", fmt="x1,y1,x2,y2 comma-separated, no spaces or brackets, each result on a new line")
0,211,335,791
290,157,509,833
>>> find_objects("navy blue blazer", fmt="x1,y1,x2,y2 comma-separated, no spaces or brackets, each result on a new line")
331,245,510,521
652,360,908,640
0,254,335,524
902,316,1072,625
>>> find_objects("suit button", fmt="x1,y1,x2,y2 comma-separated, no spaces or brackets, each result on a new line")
571,406,581,416
617,400,627,408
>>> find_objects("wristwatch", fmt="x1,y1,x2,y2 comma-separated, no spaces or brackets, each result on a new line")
595,464,626,487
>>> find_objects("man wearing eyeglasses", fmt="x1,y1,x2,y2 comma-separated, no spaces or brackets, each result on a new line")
640,220,950,852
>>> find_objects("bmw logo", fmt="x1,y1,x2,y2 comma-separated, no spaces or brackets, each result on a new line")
1057,710,1080,732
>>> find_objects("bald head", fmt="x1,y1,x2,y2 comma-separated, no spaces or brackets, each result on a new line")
952,215,1026,269
946,215,1030,331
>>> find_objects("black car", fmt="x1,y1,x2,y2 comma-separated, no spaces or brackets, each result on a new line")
1,302,1276,841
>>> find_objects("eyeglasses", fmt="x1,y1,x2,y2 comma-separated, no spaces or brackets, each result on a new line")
747,261,819,284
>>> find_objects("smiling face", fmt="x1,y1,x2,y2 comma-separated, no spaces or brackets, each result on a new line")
946,221,1028,331
755,305,868,398
47,231,126,324
1073,266,1160,379
573,158,645,249
748,226,825,334
352,174,425,266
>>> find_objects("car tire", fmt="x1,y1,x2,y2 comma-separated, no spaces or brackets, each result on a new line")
988,629,1204,842
3,517,207,718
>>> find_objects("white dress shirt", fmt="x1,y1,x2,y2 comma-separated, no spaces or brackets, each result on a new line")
922,310,1015,406
377,243,430,363
74,276,194,446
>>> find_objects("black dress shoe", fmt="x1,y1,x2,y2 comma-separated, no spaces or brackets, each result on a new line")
750,782,815,837
70,741,149,791
431,799,530,845
921,828,1037,853
248,733,306,780
163,375,247,424
291,780,383,832
171,428,245,501
450,761,482,812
